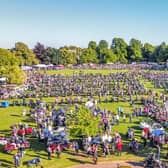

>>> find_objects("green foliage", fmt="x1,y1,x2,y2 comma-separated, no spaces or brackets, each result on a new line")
13,42,39,65
99,40,108,49
59,46,82,65
128,38,143,61
0,48,19,65
111,38,128,63
2,38,168,65
46,47,61,64
66,106,101,137
100,48,117,63
142,43,155,61
88,41,97,50
80,48,98,63
155,42,168,63
0,48,26,84
0,65,26,84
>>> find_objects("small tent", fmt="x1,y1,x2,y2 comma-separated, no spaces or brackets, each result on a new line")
1,101,9,108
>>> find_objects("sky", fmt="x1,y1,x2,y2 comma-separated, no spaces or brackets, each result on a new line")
0,0,168,48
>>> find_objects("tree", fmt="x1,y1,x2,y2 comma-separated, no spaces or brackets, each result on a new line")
142,43,155,62
66,106,101,137
0,48,19,66
46,47,61,64
0,66,26,84
128,38,143,61
69,46,82,64
59,46,78,65
80,48,98,63
101,48,117,63
155,42,168,63
33,42,49,64
88,41,97,50
99,40,108,49
0,48,26,84
111,38,128,63
12,42,39,65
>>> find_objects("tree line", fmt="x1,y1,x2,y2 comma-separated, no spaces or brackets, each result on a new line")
33,38,168,64
32,39,168,65
1,38,168,67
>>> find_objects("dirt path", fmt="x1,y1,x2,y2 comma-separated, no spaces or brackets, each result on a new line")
71,161,143,168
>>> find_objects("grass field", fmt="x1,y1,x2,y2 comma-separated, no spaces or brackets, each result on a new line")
0,69,168,168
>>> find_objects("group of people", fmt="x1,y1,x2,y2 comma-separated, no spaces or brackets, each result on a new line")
1,67,168,168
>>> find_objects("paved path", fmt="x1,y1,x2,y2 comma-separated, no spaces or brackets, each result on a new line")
71,161,143,168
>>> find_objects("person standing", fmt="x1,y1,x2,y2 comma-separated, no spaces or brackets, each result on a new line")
74,141,79,155
13,152,21,168
19,143,25,158
116,139,122,156
156,144,160,160
116,114,120,125
47,146,52,160
56,144,61,158
22,109,26,116
129,114,132,123
92,144,98,164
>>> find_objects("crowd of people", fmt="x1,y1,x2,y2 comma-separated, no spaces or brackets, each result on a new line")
0,67,168,168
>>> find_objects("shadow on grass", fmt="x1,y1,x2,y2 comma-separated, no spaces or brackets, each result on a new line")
64,150,87,157
28,138,45,152
26,153,46,160
67,158,93,165
11,114,20,117
22,118,34,123
0,129,11,136
0,159,13,168
126,161,143,167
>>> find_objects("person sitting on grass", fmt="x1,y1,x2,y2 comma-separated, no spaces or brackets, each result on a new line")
28,157,41,167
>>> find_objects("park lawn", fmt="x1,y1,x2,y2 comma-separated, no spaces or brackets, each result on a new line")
0,102,167,168
0,69,168,167
40,68,167,76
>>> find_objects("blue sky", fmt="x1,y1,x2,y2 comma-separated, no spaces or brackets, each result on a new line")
0,0,168,48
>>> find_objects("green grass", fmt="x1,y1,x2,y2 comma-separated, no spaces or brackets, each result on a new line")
0,102,167,168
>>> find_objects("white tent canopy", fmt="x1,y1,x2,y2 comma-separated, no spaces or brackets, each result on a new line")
33,64,47,68
0,77,7,81
21,66,32,71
